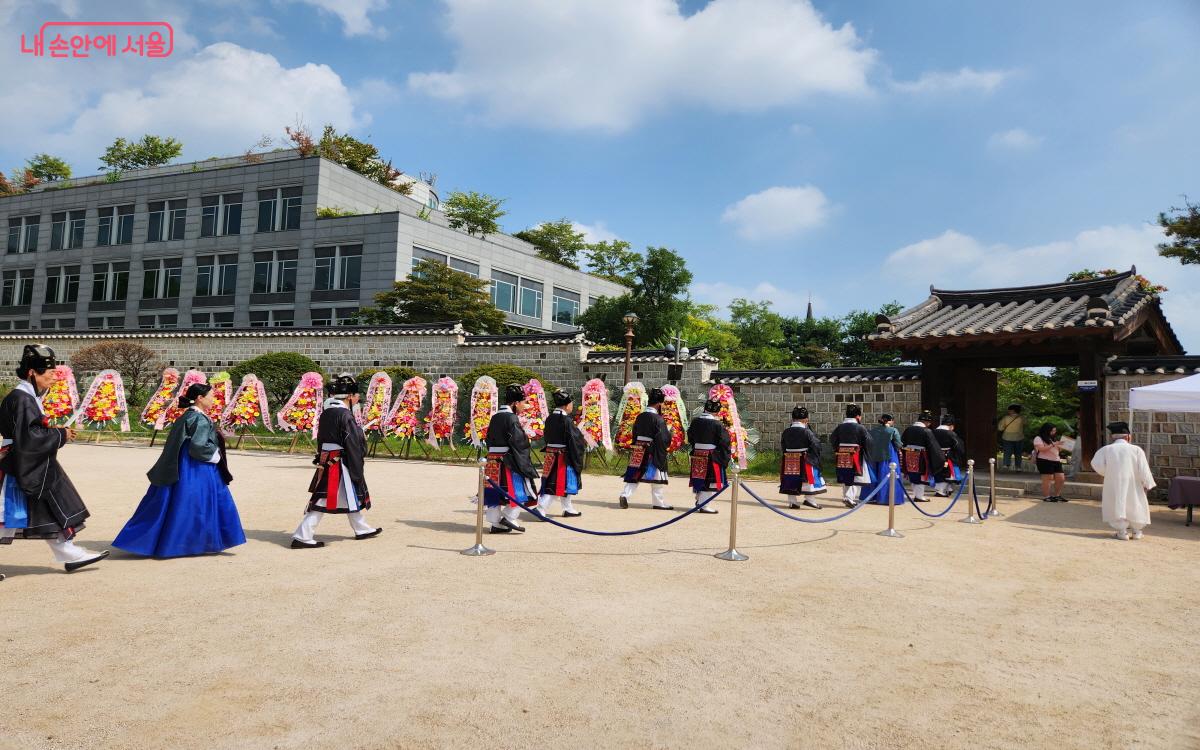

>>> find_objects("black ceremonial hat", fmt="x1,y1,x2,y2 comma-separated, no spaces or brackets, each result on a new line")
552,390,573,407
918,410,935,423
504,384,526,404
647,388,666,405
17,344,56,376
1107,421,1130,434
704,398,721,413
792,406,808,420
329,373,359,395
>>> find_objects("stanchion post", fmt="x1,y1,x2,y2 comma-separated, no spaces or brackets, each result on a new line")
960,458,982,524
878,461,904,538
987,456,1003,518
714,466,748,561
461,458,495,556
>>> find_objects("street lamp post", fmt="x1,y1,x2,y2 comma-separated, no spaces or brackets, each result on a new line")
622,312,638,385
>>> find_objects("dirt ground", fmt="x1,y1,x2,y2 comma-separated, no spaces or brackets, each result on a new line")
2,443,1197,750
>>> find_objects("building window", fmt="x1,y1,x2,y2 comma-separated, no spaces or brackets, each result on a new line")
491,270,518,313
252,250,298,294
49,210,85,251
1,269,35,306
257,186,302,232
314,244,362,291
311,307,359,326
91,262,130,302
7,216,40,254
45,265,81,305
0,320,31,331
142,258,183,299
519,279,543,319
249,309,294,327
87,315,125,330
192,311,235,328
148,198,187,242
97,205,134,246
411,246,479,277
138,314,178,330
200,192,242,237
196,254,238,296
43,318,76,330
552,288,581,325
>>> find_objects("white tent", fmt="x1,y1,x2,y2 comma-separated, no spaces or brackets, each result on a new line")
1129,374,1200,412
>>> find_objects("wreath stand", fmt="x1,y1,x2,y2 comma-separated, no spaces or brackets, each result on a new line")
149,428,161,447
232,428,267,450
584,447,611,469
287,431,316,454
399,437,433,460
367,430,397,458
84,421,125,444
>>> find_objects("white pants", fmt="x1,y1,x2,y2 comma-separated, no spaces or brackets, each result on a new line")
1108,518,1147,532
621,482,668,507
910,483,926,500
844,485,861,504
695,489,719,507
46,534,97,563
484,504,522,525
538,494,577,514
292,510,374,542
934,482,951,495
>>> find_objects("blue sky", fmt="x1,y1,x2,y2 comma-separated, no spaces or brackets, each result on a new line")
2,0,1198,349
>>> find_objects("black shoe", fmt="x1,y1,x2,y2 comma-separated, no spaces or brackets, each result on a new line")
802,499,824,510
64,550,108,572
563,511,582,518
934,491,951,498
696,506,719,514
788,502,802,509
652,505,675,511
1042,496,1054,502
354,527,382,540
499,518,526,533
843,499,858,509
618,496,629,509
1055,496,1069,503
490,525,511,534
290,539,325,549
913,496,930,503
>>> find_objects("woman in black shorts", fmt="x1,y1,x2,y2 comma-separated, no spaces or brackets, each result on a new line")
1032,423,1066,501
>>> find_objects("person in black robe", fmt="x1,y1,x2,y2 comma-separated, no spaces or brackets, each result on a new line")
900,410,944,502
779,406,826,510
828,403,874,508
933,414,967,497
0,344,108,573
536,390,584,518
686,398,730,515
291,373,381,549
483,384,540,533
619,387,673,510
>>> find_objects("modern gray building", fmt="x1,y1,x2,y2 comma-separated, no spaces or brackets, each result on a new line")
0,149,626,332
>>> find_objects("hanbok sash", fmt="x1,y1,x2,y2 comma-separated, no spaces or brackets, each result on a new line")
903,445,928,478
836,444,862,472
782,448,808,478
690,447,713,481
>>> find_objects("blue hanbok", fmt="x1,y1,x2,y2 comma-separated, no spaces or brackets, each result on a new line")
867,443,907,505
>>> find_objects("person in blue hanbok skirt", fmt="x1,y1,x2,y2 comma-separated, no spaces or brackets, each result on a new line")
113,383,245,558
866,414,906,505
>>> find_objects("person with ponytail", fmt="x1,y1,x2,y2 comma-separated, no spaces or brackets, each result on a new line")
113,382,245,557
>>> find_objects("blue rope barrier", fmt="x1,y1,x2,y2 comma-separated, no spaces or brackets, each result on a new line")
902,479,965,518
485,479,729,536
739,480,881,524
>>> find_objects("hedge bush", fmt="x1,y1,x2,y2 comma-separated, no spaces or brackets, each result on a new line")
229,352,322,406
355,366,430,388
459,364,555,397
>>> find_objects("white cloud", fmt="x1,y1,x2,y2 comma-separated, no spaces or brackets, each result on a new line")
571,221,620,244
292,0,388,37
721,185,830,241
692,281,817,318
409,0,876,132
884,224,1200,352
988,127,1043,152
892,67,1012,95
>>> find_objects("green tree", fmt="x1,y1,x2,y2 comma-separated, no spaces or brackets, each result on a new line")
728,299,790,369
100,134,183,172
1157,197,1200,265
576,247,693,346
26,153,71,182
679,303,743,367
310,125,411,196
514,219,586,269
837,304,905,367
229,352,323,407
782,315,842,367
585,239,641,286
444,190,505,237
356,259,506,332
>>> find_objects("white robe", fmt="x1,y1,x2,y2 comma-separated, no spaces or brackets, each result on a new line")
1090,439,1155,529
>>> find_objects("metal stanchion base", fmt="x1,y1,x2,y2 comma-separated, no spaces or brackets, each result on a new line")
986,509,1004,518
714,548,749,561
877,528,905,538
460,543,495,556
959,515,984,525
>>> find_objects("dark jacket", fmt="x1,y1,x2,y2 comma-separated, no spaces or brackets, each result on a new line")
829,420,872,454
781,422,822,467
866,424,903,463
316,402,370,495
544,409,585,475
934,426,967,468
0,385,89,535
632,408,671,471
147,408,233,487
486,408,539,479
687,413,731,468
900,423,947,474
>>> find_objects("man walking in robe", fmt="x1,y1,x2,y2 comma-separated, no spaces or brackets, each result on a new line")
484,384,540,533
779,406,826,509
829,404,873,508
291,373,381,548
618,388,673,510
933,414,966,497
686,398,730,515
1090,422,1155,540
537,390,584,518
901,411,944,503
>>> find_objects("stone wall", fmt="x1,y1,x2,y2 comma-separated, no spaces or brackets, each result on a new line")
1105,374,1200,490
715,380,923,442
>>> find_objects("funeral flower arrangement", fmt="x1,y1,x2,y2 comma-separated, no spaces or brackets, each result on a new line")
466,376,497,448
360,372,393,432
162,369,208,428
277,372,324,435
659,385,689,453
41,365,79,425
140,367,181,429
517,379,549,440
205,372,232,423
577,378,612,451
75,369,130,431
708,383,748,468
614,381,646,450
425,377,459,448
386,376,427,439
223,374,272,431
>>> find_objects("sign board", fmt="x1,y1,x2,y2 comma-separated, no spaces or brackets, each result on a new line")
1077,379,1099,393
